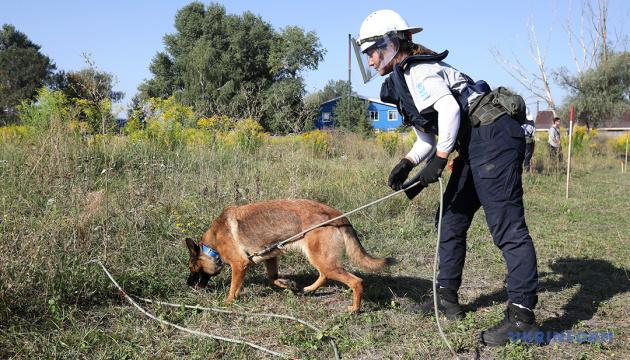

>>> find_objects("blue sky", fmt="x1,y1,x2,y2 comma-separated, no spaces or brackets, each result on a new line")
3,1,629,117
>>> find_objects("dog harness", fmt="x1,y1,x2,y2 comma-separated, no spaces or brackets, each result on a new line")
201,244,223,266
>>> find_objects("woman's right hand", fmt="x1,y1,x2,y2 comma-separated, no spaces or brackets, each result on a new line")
388,158,414,190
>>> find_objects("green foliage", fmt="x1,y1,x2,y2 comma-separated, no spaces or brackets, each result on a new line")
333,96,371,135
608,132,630,154
223,118,265,152
297,129,333,157
268,26,325,79
560,125,599,154
0,24,56,125
138,3,324,134
1,121,629,359
305,80,352,109
125,96,196,149
0,124,33,142
146,96,196,128
51,61,124,134
375,131,402,156
261,78,310,134
557,52,630,127
17,88,69,131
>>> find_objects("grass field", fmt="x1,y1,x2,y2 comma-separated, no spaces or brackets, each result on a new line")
1,126,628,359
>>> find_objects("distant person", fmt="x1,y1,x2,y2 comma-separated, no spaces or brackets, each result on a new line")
522,108,536,172
548,117,562,164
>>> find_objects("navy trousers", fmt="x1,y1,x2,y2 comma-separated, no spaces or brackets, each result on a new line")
436,114,539,309
523,142,534,171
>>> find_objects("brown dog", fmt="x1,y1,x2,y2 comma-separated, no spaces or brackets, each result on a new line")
185,199,395,312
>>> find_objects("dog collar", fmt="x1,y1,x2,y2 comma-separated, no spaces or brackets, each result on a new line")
201,244,222,264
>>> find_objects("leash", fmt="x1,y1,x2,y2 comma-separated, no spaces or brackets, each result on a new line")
131,296,340,360
435,178,458,359
249,177,458,357
89,177,458,357
247,180,425,261
86,260,289,358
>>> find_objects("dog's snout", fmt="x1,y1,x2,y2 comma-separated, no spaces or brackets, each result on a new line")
187,272,200,286
187,271,211,288
198,272,210,288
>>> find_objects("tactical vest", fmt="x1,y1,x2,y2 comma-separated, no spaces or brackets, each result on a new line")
380,51,491,135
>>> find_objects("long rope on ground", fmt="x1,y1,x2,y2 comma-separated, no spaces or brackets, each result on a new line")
86,260,288,358
131,295,340,360
89,177,458,358
434,178,459,359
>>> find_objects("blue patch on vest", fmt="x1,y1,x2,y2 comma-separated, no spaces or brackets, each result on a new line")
417,82,429,100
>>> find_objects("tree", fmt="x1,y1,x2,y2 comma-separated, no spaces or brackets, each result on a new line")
261,77,309,134
492,0,616,111
138,2,325,133
304,79,353,122
0,24,55,125
268,26,324,80
491,18,557,110
333,96,370,135
52,55,124,134
558,51,630,127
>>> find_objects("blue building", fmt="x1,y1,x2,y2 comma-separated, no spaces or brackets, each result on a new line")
316,95,403,131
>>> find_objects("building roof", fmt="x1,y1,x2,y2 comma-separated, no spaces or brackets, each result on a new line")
612,111,630,128
535,110,556,129
320,95,396,108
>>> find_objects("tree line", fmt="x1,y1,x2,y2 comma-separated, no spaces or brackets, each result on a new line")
1,2,371,135
3,1,627,133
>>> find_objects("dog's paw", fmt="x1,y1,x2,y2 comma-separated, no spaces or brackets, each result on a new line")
273,278,300,292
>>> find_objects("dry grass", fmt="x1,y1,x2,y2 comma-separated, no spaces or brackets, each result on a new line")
1,127,628,359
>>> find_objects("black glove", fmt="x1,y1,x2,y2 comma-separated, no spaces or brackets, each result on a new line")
416,155,448,186
388,158,414,191
403,182,425,200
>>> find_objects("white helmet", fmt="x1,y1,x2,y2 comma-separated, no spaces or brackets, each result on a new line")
358,9,422,53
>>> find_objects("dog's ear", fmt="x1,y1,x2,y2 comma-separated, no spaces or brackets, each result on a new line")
185,237,200,257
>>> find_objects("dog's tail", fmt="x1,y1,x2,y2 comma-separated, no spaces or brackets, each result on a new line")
341,225,396,272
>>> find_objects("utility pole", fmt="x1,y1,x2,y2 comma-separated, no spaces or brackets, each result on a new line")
347,34,351,124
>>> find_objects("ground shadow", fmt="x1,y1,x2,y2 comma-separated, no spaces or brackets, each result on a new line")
467,257,630,334
209,270,433,309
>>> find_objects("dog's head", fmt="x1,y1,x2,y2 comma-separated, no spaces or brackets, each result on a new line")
185,237,224,288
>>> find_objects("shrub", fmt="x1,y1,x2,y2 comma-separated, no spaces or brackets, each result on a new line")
147,96,195,128
561,125,598,154
197,115,236,132
145,117,185,150
17,88,70,131
376,131,402,156
299,130,332,157
184,128,212,147
0,125,33,142
222,118,265,152
67,120,91,137
608,132,630,154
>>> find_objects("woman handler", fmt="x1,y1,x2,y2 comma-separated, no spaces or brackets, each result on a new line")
355,9,539,346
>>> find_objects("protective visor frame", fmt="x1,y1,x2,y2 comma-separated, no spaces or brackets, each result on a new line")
352,31,401,83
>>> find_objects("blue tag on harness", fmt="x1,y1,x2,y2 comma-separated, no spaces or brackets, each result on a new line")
201,244,221,261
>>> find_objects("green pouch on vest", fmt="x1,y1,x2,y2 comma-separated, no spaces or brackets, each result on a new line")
469,87,527,126
494,87,527,124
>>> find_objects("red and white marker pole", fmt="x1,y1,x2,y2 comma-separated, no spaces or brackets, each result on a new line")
565,105,574,199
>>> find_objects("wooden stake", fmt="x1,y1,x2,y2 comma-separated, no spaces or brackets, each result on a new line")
565,105,574,199
625,130,629,174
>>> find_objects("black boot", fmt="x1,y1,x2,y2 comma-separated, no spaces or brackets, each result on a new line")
409,288,464,320
480,303,539,346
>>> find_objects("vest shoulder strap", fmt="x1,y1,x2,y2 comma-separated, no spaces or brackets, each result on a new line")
400,50,449,70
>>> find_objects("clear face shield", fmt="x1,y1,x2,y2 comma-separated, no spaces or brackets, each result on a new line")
352,31,400,83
